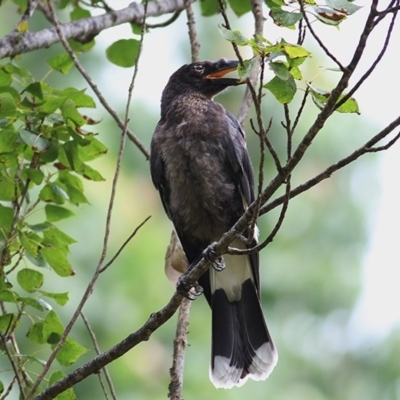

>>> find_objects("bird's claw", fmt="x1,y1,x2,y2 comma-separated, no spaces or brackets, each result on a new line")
203,242,225,271
177,277,203,300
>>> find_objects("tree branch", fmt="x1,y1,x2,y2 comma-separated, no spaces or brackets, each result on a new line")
0,0,187,59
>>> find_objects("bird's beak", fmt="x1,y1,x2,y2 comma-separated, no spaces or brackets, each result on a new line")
206,60,241,85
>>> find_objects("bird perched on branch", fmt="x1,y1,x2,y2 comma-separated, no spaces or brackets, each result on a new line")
150,58,278,388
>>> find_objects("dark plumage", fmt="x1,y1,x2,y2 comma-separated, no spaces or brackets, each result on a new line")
150,59,278,388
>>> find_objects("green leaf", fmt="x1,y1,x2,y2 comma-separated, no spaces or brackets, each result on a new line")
18,296,45,311
57,172,88,205
264,75,297,104
56,337,88,366
79,163,105,181
17,268,44,292
27,322,46,344
218,25,249,45
228,0,251,16
307,83,360,114
0,205,14,238
41,247,75,277
270,9,302,28
43,310,64,344
0,177,16,201
238,58,259,81
0,92,17,118
325,0,362,15
47,53,74,74
45,205,74,222
68,38,95,53
24,82,44,99
106,39,140,68
264,0,285,10
38,290,69,306
200,0,220,16
0,289,17,303
78,136,108,161
49,371,77,400
19,130,51,152
269,61,291,80
25,167,44,185
70,6,91,20
0,313,19,334
39,183,69,204
0,128,21,152
0,69,12,86
61,99,87,126
283,43,310,59
43,225,76,247
59,88,95,108
0,379,4,395
20,231,41,259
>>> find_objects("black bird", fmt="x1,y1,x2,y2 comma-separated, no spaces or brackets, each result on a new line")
150,59,278,388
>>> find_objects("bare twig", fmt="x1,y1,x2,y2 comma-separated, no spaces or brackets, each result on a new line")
298,0,345,71
146,10,182,28
184,0,200,62
80,312,117,400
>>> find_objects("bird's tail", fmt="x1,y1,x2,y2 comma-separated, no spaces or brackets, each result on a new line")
209,244,278,389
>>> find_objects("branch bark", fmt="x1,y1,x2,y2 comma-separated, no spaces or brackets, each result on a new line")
0,0,187,59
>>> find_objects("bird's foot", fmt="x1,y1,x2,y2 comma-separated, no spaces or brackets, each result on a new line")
177,277,203,300
203,242,225,272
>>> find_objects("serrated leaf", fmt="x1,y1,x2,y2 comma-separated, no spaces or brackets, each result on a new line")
270,9,302,28
269,61,291,80
228,0,252,16
47,53,74,74
39,183,69,204
218,25,249,45
38,290,69,306
56,337,88,366
20,231,41,259
106,39,140,68
49,371,77,400
17,268,44,293
264,75,297,104
19,130,51,152
325,0,362,15
41,247,75,277
45,205,75,222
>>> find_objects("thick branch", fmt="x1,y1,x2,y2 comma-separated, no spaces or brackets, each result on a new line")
0,0,186,59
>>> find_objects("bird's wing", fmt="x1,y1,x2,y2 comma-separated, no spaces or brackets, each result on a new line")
150,124,172,220
224,110,261,294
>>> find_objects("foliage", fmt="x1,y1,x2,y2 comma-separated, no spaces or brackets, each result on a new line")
0,59,105,397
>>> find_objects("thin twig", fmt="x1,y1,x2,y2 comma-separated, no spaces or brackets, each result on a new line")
80,312,116,400
184,0,200,62
298,0,345,71
147,10,182,28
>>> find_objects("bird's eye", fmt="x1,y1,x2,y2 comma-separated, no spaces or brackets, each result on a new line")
192,64,204,74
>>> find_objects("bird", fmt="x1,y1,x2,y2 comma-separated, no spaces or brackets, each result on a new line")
150,58,278,389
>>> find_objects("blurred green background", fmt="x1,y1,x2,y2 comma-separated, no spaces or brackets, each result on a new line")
1,1,400,399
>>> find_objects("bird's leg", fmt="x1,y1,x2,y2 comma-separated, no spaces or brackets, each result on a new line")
203,242,225,272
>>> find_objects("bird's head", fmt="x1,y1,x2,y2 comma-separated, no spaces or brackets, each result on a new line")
164,59,241,100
